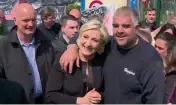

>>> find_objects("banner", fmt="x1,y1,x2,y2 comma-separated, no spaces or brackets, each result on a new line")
103,4,115,36
0,0,79,21
81,5,108,24
36,6,65,24
129,0,138,9
81,0,127,10
0,0,18,20
0,0,79,31
81,4,115,35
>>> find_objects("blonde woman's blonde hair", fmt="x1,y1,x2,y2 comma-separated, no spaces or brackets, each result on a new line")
77,19,108,54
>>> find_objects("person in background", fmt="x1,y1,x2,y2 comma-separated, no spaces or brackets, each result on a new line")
66,4,81,20
138,20,152,33
155,22,176,38
151,22,176,46
139,8,158,32
59,15,79,45
0,9,8,38
168,14,176,25
165,43,176,104
137,29,152,44
66,4,82,26
154,32,176,68
69,8,81,20
37,6,66,52
138,22,156,45
37,6,61,40
87,14,103,23
45,19,108,104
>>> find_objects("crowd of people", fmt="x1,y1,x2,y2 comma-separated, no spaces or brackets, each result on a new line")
0,2,176,104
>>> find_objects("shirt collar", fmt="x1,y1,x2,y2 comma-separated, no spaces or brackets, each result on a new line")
63,34,70,43
17,35,35,46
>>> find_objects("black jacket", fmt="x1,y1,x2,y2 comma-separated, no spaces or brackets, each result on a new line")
139,20,159,31
37,23,66,52
58,31,68,46
0,26,64,103
45,54,104,104
0,78,27,104
165,71,176,103
37,23,61,40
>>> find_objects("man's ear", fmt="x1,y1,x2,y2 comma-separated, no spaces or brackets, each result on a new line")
42,17,46,21
135,24,140,29
144,14,147,19
14,17,17,25
61,26,65,32
144,11,148,19
14,17,16,21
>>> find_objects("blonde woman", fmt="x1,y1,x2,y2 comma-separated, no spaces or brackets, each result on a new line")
45,19,108,104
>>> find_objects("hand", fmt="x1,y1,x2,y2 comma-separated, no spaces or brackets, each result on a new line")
76,97,90,104
77,88,101,104
60,44,80,73
88,89,101,104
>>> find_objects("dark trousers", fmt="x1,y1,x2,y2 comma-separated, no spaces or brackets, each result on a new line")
35,95,43,104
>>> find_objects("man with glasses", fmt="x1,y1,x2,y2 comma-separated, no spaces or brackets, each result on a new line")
37,6,64,51
37,6,61,41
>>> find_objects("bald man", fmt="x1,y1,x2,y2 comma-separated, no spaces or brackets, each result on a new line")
68,9,82,28
0,3,65,104
69,9,81,20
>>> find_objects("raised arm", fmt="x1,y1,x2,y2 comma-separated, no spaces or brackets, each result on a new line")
60,34,112,73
